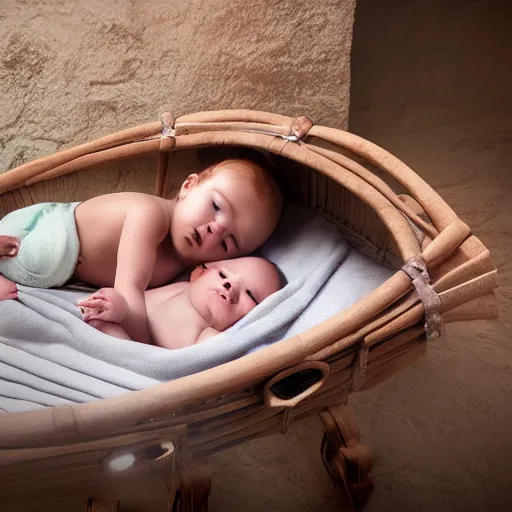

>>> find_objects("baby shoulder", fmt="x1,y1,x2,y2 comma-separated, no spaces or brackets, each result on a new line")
79,193,170,231
127,194,170,225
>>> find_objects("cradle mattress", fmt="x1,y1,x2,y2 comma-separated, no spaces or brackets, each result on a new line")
0,203,393,412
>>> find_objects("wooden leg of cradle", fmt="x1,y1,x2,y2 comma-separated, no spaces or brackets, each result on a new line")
319,404,374,510
171,458,211,512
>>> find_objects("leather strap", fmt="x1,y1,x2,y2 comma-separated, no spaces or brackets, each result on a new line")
402,256,444,340
160,112,176,151
288,115,313,141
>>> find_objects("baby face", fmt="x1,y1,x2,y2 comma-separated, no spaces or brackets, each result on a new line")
170,164,280,264
188,257,282,331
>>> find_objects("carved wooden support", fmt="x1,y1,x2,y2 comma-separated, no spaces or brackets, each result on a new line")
171,438,211,512
319,404,373,509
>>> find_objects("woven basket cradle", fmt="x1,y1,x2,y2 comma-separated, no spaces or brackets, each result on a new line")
0,110,498,509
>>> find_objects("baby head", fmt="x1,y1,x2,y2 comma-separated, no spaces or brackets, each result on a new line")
188,256,283,332
171,159,282,264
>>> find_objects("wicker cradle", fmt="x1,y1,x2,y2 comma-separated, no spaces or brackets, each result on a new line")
0,110,498,511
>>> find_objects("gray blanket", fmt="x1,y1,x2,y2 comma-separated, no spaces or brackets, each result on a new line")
0,204,392,412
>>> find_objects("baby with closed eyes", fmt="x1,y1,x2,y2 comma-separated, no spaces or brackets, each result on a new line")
77,256,283,349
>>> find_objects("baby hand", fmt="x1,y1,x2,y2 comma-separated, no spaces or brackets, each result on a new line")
77,288,128,324
0,275,18,301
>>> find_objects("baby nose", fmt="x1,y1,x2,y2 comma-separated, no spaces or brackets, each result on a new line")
208,221,226,237
222,277,240,303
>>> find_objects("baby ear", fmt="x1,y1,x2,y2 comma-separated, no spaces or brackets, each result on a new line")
179,174,200,198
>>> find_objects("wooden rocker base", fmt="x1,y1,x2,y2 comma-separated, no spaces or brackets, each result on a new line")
320,404,374,509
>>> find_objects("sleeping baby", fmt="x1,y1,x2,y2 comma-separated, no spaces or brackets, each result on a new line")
76,256,283,349
0,159,282,344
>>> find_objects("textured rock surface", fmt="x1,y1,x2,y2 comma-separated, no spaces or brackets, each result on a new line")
0,0,355,175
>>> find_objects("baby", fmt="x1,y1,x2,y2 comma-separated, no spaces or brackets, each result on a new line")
77,257,282,349
0,159,282,343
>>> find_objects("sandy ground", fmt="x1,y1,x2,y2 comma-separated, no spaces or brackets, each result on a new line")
2,0,511,511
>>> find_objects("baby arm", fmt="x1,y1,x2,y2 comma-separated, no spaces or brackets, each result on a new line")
114,200,169,344
88,320,133,340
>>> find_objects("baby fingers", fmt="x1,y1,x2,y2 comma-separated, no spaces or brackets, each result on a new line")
83,313,103,323
77,298,107,311
79,306,94,320
92,288,116,299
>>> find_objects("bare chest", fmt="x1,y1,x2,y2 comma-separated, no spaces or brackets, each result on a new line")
148,298,203,350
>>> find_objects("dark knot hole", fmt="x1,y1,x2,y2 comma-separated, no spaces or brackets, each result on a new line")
270,368,324,400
